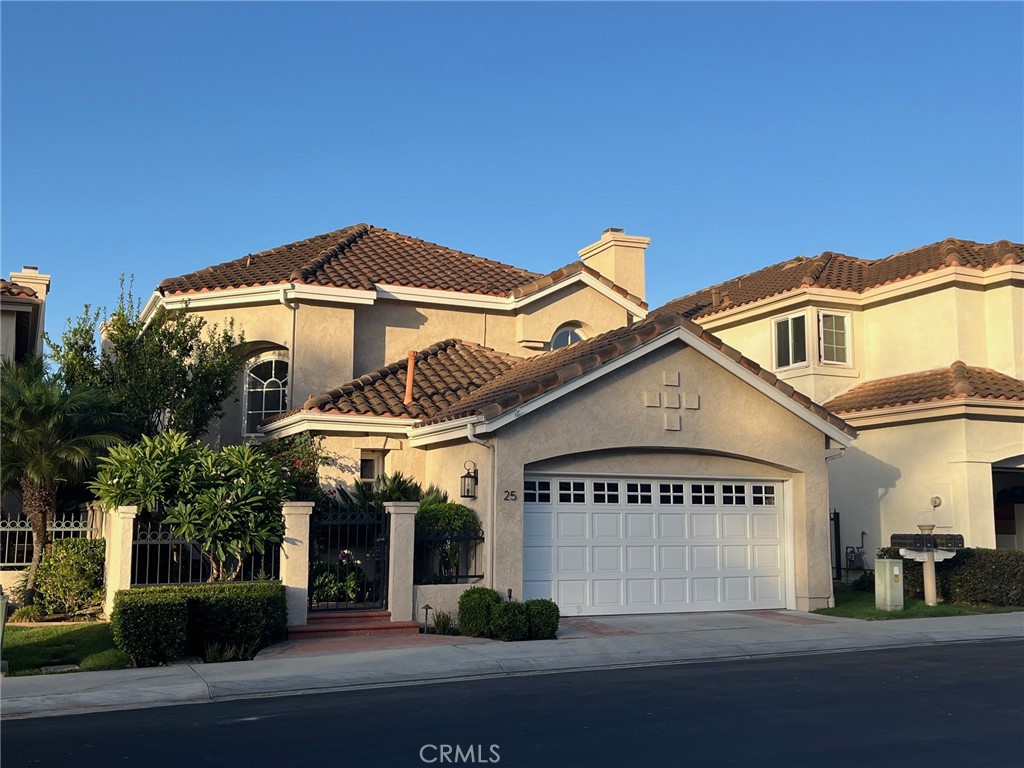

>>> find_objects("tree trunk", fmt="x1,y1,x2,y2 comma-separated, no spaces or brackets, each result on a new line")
20,478,56,604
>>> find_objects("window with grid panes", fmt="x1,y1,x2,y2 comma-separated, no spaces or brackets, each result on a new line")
722,484,746,505
558,481,585,504
593,481,620,504
752,484,776,506
626,482,653,504
524,480,551,503
690,483,715,505
659,483,686,505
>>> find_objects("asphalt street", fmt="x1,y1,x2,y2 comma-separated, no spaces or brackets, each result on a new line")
3,641,1021,768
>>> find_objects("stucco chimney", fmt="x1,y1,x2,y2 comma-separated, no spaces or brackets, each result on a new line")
9,265,52,353
577,228,650,303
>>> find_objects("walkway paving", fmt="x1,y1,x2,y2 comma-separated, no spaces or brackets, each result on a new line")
2,610,1021,719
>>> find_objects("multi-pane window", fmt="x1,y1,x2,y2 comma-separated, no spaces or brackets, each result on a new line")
551,325,585,350
359,451,382,492
659,483,686,505
626,482,653,504
691,483,715,505
245,357,289,434
722,484,746,505
524,480,551,504
558,481,585,504
819,312,849,365
752,484,777,506
593,481,620,504
774,314,807,369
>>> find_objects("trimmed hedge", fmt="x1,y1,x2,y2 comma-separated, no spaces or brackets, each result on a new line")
111,591,188,667
34,538,106,616
490,601,529,641
876,547,1024,606
525,599,560,640
111,582,288,666
457,586,502,637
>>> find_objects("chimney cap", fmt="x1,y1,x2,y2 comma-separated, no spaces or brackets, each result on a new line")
602,227,625,235
22,266,39,272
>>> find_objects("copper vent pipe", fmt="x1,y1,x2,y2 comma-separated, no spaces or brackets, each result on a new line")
404,350,416,405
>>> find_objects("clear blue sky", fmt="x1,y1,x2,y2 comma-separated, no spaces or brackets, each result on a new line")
3,2,1022,339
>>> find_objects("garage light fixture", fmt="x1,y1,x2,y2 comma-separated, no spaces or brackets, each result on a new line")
460,461,478,499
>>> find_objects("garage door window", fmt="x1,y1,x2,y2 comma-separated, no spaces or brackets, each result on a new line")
524,480,551,503
659,483,686,505
558,481,586,503
722,484,746,505
626,482,653,504
691,483,716,505
593,482,620,504
752,484,777,506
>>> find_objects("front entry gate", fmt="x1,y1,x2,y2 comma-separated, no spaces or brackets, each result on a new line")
309,501,389,611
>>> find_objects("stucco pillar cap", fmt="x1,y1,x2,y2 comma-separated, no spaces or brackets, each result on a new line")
115,505,138,519
383,501,419,515
281,500,315,516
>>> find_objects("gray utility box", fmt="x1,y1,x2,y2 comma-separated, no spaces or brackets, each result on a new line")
875,559,905,611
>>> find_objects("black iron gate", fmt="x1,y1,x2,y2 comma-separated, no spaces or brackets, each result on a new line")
309,501,389,611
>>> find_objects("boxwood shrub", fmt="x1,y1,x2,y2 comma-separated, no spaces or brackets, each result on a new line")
457,586,502,637
34,538,106,616
111,590,188,667
876,547,1024,606
490,601,529,641
111,582,288,666
525,599,560,640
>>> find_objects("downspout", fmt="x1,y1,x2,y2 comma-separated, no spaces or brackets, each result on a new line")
467,422,496,589
279,284,297,408
822,440,847,607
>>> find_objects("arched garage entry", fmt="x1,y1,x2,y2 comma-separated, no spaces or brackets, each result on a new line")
521,448,799,616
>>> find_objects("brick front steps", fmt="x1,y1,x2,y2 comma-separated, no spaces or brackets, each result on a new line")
288,610,420,640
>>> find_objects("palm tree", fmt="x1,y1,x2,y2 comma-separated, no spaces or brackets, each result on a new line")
1,356,121,600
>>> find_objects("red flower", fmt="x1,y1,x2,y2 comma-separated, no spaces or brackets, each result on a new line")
293,459,303,467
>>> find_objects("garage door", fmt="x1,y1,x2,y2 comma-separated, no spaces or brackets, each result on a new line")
522,475,787,615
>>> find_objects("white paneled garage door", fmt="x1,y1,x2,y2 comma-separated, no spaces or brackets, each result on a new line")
522,475,788,615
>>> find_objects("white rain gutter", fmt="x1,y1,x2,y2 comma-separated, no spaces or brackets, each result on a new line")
280,284,298,407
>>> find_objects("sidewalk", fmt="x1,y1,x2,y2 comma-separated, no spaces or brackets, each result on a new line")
2,610,1021,719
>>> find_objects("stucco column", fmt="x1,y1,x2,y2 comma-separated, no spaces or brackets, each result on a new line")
384,501,419,622
280,501,315,627
103,505,137,618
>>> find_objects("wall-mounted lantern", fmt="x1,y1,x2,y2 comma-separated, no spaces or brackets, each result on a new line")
460,461,478,499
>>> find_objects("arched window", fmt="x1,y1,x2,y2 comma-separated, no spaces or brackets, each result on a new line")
245,355,289,434
551,324,585,350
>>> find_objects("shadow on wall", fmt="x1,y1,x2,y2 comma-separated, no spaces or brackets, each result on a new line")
353,305,428,377
828,446,901,568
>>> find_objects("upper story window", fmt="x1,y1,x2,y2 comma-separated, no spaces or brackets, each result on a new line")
773,314,807,370
551,324,585,350
818,311,850,365
244,355,289,434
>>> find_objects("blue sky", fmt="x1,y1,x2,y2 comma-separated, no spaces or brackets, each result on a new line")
3,2,1022,339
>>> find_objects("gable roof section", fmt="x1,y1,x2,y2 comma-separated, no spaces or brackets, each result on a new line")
512,261,648,310
824,362,1024,415
413,313,854,436
159,224,541,298
0,279,39,300
661,238,1024,320
289,340,524,421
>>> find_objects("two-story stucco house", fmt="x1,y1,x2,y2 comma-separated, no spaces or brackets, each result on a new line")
661,238,1024,566
148,224,855,619
1,266,51,364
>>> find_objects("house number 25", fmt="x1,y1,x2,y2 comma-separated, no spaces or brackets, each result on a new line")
503,490,518,501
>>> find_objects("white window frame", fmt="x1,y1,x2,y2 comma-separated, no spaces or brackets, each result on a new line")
551,324,586,350
359,450,383,491
772,313,809,371
818,310,852,367
243,352,290,436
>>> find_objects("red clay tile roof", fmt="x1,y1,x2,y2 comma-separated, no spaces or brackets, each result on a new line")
0,279,38,300
159,224,541,298
511,261,648,309
824,362,1024,415
661,238,1024,319
286,340,525,421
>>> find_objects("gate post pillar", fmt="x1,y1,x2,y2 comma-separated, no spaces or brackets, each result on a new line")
384,501,419,622
103,505,137,619
281,501,315,627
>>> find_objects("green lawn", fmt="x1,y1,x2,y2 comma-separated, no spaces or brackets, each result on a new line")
814,587,1024,621
2,622,131,676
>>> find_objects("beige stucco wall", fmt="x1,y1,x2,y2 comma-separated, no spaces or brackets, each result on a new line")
829,414,1024,567
420,341,836,612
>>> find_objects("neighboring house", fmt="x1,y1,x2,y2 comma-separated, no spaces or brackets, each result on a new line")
661,238,1024,564
152,224,854,617
0,266,50,363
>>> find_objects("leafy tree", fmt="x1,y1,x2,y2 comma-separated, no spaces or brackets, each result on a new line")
0,356,121,600
257,433,337,502
91,431,288,581
48,277,244,439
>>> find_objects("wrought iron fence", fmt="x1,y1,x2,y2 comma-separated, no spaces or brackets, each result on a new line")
413,534,485,585
131,519,280,586
309,501,389,611
0,508,99,569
